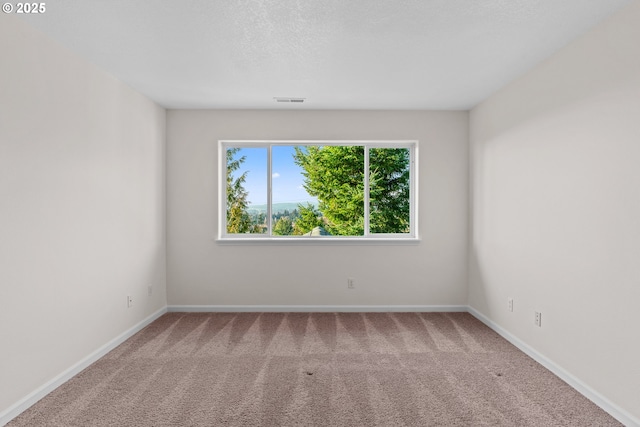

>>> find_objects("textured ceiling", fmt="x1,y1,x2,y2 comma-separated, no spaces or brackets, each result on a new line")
19,0,631,110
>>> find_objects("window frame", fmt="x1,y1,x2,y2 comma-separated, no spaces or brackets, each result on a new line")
217,140,419,244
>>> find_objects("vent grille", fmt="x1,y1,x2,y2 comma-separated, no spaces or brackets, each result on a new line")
274,97,306,103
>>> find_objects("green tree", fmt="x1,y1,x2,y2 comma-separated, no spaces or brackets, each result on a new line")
273,216,294,235
294,146,364,235
226,148,252,233
293,203,324,235
249,211,267,234
369,148,410,233
293,146,409,235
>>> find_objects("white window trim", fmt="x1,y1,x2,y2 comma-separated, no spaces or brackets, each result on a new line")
217,140,419,244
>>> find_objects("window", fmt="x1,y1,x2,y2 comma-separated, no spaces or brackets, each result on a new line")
219,141,418,241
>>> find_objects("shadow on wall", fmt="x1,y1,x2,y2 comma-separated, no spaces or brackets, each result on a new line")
467,246,490,316
471,24,640,145
144,245,166,309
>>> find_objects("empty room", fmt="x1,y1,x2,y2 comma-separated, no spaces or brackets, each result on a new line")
1,0,639,426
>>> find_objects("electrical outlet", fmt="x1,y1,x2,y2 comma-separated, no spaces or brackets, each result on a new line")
535,311,542,327
127,296,134,308
347,278,355,289
148,285,153,296
508,297,513,312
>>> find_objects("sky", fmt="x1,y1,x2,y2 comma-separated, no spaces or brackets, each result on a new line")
231,146,318,206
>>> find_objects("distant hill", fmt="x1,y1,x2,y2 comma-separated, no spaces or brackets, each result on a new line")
248,202,317,214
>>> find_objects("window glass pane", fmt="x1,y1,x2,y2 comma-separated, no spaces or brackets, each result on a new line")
226,147,267,234
369,147,410,234
293,145,365,236
272,146,319,236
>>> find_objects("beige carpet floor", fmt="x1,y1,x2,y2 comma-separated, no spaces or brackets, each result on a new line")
9,312,621,426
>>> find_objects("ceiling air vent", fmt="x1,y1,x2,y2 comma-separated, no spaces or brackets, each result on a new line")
274,97,306,103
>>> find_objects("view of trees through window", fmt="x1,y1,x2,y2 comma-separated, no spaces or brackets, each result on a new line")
224,143,412,237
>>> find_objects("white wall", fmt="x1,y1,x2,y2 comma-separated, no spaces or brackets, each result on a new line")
0,15,166,416
167,110,468,307
469,1,640,422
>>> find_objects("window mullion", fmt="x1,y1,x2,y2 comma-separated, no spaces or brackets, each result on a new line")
364,146,370,236
221,143,227,236
410,146,415,238
267,145,272,236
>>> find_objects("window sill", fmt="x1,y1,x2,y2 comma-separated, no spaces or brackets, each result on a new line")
215,237,421,246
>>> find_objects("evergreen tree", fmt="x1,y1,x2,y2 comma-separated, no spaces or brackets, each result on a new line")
293,203,324,235
246,211,266,234
293,146,409,235
294,146,364,235
369,147,410,233
226,148,252,233
273,216,294,235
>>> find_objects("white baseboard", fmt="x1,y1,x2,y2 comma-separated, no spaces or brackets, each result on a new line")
467,306,639,427
167,304,468,313
0,307,168,427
